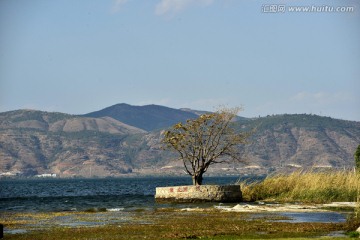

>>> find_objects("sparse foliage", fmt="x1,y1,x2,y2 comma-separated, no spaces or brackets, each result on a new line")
355,144,360,172
162,107,251,185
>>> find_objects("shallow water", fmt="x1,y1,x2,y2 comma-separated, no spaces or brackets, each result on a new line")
0,176,350,235
279,212,347,223
0,176,239,212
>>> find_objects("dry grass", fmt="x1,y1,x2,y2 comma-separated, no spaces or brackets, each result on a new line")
239,170,360,203
4,209,347,240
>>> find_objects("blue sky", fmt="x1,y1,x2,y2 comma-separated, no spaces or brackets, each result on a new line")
1,0,359,121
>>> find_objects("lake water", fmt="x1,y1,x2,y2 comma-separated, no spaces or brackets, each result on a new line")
0,176,240,212
0,176,348,231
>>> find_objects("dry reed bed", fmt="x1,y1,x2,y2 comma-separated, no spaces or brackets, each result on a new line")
239,170,360,203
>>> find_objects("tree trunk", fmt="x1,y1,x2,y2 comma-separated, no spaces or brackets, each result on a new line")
192,173,203,185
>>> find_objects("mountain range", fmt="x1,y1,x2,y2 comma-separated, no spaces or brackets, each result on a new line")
84,103,199,131
0,103,359,178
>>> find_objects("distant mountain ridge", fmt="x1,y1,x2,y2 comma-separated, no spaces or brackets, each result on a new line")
0,109,145,134
0,104,359,178
84,103,199,131
236,114,360,169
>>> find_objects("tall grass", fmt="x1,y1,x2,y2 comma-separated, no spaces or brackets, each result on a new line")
239,170,360,203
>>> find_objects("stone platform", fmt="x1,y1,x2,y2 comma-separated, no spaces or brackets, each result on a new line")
155,185,242,203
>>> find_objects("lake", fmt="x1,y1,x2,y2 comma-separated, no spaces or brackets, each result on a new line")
0,176,349,237
0,176,240,212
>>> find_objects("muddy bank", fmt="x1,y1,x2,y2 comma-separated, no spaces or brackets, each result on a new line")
214,202,357,213
177,202,353,224
2,207,350,240
1,202,355,239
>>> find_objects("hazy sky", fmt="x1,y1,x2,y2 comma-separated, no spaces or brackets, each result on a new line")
1,0,359,120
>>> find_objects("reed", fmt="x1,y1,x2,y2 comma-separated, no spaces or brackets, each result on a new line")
240,170,360,203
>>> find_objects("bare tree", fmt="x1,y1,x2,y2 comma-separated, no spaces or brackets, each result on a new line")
162,107,251,185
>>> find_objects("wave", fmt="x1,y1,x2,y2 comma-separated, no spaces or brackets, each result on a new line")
107,207,125,212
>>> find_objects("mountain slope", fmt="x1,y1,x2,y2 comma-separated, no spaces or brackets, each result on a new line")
0,110,146,134
235,114,360,170
180,108,249,122
0,108,359,178
84,103,198,131
0,110,147,177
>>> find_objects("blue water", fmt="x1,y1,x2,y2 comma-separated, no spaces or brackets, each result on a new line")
279,212,347,223
0,176,349,234
0,176,239,212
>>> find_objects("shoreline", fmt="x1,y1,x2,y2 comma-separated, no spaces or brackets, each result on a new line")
1,202,356,239
214,201,357,213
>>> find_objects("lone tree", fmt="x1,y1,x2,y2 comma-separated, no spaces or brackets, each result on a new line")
162,107,251,185
355,144,360,172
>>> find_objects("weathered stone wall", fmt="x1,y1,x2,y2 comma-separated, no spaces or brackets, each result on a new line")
155,185,242,203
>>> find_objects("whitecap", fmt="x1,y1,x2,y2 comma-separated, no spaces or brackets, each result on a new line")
108,208,125,212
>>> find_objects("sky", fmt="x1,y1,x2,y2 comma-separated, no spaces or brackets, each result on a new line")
0,0,359,121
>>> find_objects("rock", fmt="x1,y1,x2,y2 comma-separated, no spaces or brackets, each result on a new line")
155,185,242,203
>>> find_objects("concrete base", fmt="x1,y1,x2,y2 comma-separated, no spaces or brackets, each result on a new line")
155,185,242,203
